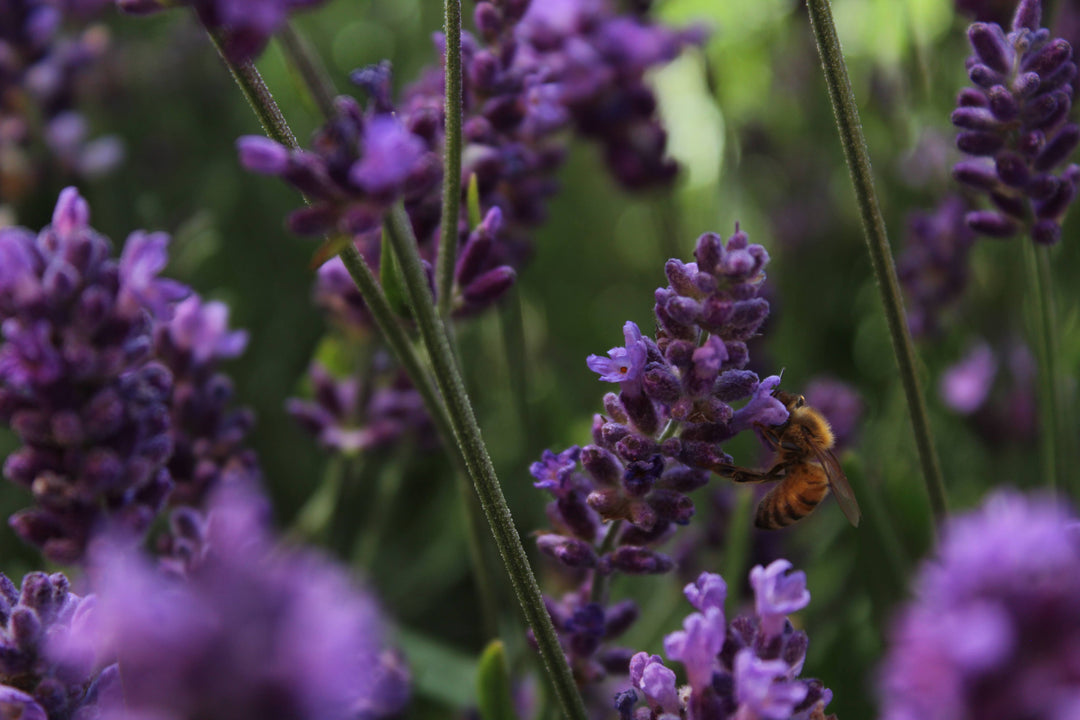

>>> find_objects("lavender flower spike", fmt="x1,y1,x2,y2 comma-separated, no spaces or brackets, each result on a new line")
952,0,1080,243
618,564,834,720
0,188,189,563
54,484,411,720
879,490,1080,720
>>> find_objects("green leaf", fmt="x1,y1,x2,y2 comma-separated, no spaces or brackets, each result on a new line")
467,173,482,229
380,222,413,319
476,640,516,720
396,628,478,709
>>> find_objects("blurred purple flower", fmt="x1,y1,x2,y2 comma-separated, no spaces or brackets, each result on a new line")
952,0,1080,243
939,342,998,414
59,484,411,720
802,377,862,450
0,188,187,563
879,490,1080,720
897,196,977,338
287,360,434,455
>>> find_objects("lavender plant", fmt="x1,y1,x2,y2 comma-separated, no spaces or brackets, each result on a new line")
0,188,187,563
618,561,834,720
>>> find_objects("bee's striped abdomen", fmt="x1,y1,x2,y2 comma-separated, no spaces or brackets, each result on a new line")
754,465,829,529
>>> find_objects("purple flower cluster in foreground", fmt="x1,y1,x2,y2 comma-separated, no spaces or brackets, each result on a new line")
0,188,188,563
952,0,1080,243
879,490,1080,720
287,359,434,454
16,485,409,720
240,0,702,322
618,561,834,720
0,0,122,204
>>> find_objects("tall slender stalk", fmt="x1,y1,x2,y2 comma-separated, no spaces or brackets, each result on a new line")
435,0,464,318
804,0,949,528
205,23,505,638
277,23,338,120
384,205,589,720
1023,240,1065,491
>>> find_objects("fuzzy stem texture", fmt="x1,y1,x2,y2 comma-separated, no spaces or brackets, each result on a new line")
384,205,589,720
804,0,948,528
436,0,464,318
205,22,503,638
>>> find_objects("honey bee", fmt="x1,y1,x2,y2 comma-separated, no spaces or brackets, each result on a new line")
715,389,861,530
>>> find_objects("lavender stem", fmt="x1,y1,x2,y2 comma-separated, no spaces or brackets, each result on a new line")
804,0,948,528
384,204,590,720
435,0,464,318
277,23,338,121
1023,240,1064,491
205,22,502,638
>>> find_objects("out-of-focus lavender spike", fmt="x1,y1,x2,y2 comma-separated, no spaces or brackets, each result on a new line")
952,0,1080,242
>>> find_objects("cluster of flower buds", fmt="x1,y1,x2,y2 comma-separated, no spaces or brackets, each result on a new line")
530,228,786,703
240,0,702,321
0,188,189,563
153,294,261,507
952,0,1080,243
617,561,835,720
0,0,122,205
533,227,784,578
0,571,104,719
879,491,1080,720
287,358,435,455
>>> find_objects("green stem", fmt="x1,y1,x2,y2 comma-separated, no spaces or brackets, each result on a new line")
384,205,589,720
205,29,297,148
804,0,948,528
589,520,623,604
723,486,754,617
289,454,348,542
354,451,406,568
206,24,503,639
1023,241,1063,491
436,0,464,318
277,23,338,121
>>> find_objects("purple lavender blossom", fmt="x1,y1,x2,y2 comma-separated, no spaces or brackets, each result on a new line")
939,342,998,414
879,490,1080,720
535,592,640,694
56,484,411,720
0,571,101,720
241,0,702,322
897,196,977,338
0,0,121,203
0,188,189,563
535,228,784,585
952,0,1080,243
154,294,261,507
287,360,435,455
622,563,833,720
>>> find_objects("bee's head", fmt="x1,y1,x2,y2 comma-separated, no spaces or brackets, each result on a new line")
772,389,805,411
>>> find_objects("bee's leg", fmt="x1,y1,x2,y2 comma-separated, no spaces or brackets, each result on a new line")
714,462,787,484
752,422,784,451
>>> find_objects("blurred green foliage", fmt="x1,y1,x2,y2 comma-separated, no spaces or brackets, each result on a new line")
4,1,1079,719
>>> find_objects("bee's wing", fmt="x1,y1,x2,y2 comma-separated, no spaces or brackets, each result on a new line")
814,447,861,528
